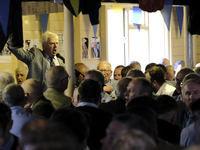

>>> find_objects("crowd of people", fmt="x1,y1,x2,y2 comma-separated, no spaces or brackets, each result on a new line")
1,31,200,150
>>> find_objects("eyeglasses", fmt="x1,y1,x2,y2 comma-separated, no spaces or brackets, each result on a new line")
61,75,71,82
99,70,111,73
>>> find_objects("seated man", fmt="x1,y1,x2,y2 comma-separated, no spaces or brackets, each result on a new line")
0,72,15,102
180,99,200,147
113,65,124,81
173,67,194,100
124,77,153,105
129,61,141,70
44,66,71,109
76,79,112,150
2,83,38,137
100,77,132,114
145,66,175,96
176,79,200,129
0,103,18,150
21,78,55,119
97,61,118,94
15,66,28,85
85,69,113,103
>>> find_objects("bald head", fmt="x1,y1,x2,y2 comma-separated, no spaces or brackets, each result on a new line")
165,65,175,81
21,79,43,100
160,58,170,66
77,64,89,83
97,61,112,83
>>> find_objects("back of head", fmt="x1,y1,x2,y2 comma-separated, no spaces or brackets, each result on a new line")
50,108,90,143
121,66,134,78
45,66,68,87
156,64,167,74
127,96,159,113
157,95,177,114
41,31,58,44
0,72,15,91
135,77,153,97
112,113,154,139
0,102,11,138
127,69,145,78
2,83,25,107
19,119,79,150
78,79,101,104
21,79,43,97
116,77,132,99
183,73,200,83
111,129,156,150
85,69,104,84
194,67,200,76
129,61,141,70
145,63,156,73
159,58,170,66
147,66,165,85
178,67,194,77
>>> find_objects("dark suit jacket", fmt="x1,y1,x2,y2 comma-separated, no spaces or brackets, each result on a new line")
99,98,126,115
32,96,55,119
9,47,64,90
176,106,190,129
43,88,71,110
157,119,181,145
76,106,112,150
92,47,100,58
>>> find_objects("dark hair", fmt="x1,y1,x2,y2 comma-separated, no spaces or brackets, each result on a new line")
0,103,11,137
121,66,134,77
136,78,153,97
78,79,101,104
50,108,90,143
85,69,104,85
155,64,167,74
127,69,145,78
115,65,125,69
145,63,156,73
157,95,177,114
146,66,165,85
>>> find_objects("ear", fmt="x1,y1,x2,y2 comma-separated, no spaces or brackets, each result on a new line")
173,70,176,75
153,80,157,86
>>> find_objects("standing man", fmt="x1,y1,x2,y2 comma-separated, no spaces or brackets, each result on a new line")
8,31,65,90
97,61,118,94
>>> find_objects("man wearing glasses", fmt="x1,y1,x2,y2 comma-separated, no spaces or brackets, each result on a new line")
44,66,71,110
8,31,65,91
97,61,118,95
173,68,194,101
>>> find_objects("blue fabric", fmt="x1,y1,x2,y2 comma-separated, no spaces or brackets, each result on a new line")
105,79,118,91
186,114,194,127
10,106,38,137
180,123,195,147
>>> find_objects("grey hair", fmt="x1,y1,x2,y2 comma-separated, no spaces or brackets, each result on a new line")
15,66,29,72
127,69,145,78
0,72,15,91
3,83,25,107
41,31,58,44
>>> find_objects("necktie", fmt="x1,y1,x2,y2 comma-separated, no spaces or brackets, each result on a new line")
50,57,55,67
186,114,194,127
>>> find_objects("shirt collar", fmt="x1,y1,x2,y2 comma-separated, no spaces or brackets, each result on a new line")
76,102,98,108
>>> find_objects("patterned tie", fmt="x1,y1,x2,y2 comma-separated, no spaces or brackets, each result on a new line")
50,57,55,67
186,114,194,127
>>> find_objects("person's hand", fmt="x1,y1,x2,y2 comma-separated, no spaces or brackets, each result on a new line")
103,85,113,94
24,103,33,114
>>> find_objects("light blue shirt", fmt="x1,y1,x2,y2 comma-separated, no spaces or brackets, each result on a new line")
77,102,98,108
10,106,38,137
180,123,195,147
